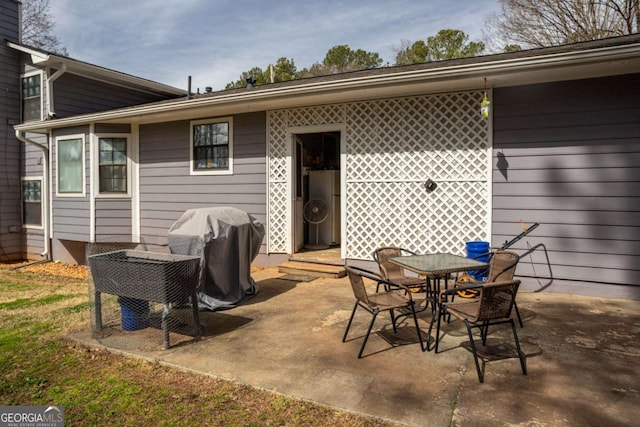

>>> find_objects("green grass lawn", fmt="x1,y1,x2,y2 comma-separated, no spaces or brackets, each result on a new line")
0,265,394,426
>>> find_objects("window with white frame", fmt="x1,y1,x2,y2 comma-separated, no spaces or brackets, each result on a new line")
56,136,85,195
92,134,131,197
21,73,42,121
98,137,128,193
22,178,42,227
191,117,233,175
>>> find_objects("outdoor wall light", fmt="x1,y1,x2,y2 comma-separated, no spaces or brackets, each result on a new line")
424,179,437,192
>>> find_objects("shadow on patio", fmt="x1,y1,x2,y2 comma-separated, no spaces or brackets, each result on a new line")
72,268,640,426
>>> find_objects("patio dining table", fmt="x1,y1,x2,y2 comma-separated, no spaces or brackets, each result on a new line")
389,253,489,350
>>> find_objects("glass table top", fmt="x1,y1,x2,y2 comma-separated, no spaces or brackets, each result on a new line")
389,253,488,275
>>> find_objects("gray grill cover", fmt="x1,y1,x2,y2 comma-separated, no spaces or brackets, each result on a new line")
167,207,265,310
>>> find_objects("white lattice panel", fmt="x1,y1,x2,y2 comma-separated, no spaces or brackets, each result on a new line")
267,91,490,257
287,105,345,127
268,181,289,252
268,110,289,182
346,182,431,254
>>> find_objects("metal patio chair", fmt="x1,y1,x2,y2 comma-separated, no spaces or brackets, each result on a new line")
342,266,426,358
373,246,426,293
434,279,527,383
456,250,524,327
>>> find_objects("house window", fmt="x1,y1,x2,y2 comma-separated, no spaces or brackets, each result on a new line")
22,178,42,227
98,137,128,193
22,74,42,121
57,136,84,195
191,117,233,175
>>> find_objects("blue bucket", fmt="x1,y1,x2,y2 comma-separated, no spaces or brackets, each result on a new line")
465,241,490,281
118,297,149,331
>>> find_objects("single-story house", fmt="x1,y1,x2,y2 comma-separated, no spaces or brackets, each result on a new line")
7,3,640,299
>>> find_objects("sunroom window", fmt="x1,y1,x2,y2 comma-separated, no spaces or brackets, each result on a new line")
98,137,128,193
57,137,84,194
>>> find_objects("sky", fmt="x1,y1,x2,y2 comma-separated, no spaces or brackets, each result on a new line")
48,0,502,91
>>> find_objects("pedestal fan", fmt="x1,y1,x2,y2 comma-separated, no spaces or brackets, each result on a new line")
303,199,329,249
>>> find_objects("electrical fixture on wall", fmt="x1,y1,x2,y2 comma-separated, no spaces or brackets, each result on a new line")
424,178,437,192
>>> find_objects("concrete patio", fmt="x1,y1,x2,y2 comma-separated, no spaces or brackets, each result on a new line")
74,268,640,426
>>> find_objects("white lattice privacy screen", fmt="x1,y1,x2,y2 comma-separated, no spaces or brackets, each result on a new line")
267,91,490,259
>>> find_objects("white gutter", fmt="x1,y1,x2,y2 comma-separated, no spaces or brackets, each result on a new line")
89,125,95,243
14,41,640,133
15,130,50,260
46,63,67,118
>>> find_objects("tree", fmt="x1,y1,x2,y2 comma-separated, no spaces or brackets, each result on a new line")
225,57,299,89
21,0,68,55
503,44,522,53
394,29,485,65
225,67,266,89
486,0,640,49
300,45,382,77
264,57,298,83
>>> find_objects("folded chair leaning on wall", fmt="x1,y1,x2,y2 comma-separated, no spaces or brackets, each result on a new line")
343,266,427,358
433,279,527,383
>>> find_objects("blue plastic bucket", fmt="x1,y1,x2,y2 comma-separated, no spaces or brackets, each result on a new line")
118,297,149,331
465,241,491,281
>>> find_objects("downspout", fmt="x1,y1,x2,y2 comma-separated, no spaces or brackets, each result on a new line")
46,63,67,118
15,130,51,261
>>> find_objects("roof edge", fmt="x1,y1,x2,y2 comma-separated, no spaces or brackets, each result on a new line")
14,37,640,133
7,41,186,96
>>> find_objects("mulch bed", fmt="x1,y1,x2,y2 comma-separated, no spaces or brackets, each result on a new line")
0,260,88,279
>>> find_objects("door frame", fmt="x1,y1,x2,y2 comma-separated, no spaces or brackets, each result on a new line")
286,124,347,258
293,136,304,252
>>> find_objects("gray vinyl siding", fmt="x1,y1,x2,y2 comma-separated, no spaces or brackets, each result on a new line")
52,73,175,119
0,0,22,260
25,230,45,258
0,1,19,40
94,124,133,240
52,200,90,241
51,127,91,241
139,112,267,250
22,133,46,175
95,199,132,240
22,132,46,258
95,123,131,134
492,73,640,296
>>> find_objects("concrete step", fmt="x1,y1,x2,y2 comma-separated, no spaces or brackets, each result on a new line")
288,255,344,267
278,261,346,279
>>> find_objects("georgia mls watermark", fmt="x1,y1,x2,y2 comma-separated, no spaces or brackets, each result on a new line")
0,406,64,427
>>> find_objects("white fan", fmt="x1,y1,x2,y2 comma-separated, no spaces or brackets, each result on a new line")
303,199,329,249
